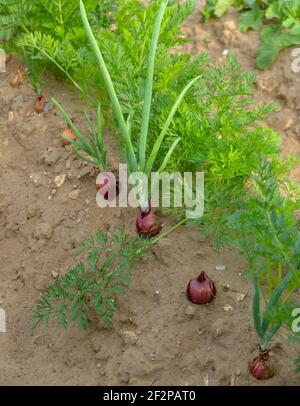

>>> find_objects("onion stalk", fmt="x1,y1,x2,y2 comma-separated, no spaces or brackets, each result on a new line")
79,0,201,179
51,98,107,171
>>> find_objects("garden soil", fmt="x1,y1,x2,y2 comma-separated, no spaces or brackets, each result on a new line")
0,4,299,385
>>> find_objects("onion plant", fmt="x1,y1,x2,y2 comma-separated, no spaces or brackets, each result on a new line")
52,99,107,171
252,273,293,354
249,273,296,380
79,0,200,177
79,0,201,236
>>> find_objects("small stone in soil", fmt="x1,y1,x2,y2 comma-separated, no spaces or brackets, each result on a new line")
51,271,58,279
43,149,60,166
33,276,49,291
68,189,80,200
185,305,196,317
29,173,44,188
223,284,230,292
68,209,78,221
78,166,92,179
224,304,233,312
8,111,14,122
215,265,226,271
33,222,53,240
54,174,66,188
122,330,138,345
236,293,246,302
65,160,71,170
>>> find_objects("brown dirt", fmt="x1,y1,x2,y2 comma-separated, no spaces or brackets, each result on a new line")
0,5,299,386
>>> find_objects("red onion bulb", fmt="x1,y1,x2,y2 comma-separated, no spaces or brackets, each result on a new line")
96,172,118,201
187,272,216,304
249,349,274,380
136,207,161,238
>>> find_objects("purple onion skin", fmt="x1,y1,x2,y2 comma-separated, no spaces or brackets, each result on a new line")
187,272,216,305
136,208,161,238
96,172,119,201
250,349,275,380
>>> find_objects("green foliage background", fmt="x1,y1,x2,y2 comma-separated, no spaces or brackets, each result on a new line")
202,0,300,69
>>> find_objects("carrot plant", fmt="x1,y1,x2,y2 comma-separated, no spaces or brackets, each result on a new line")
0,0,118,93
168,53,281,247
31,220,186,331
31,228,151,331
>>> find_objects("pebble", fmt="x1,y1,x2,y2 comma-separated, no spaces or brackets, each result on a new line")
65,160,71,170
236,293,246,302
78,166,92,179
62,241,73,251
68,209,78,221
29,173,44,188
43,149,60,166
223,284,230,292
54,174,66,188
68,189,80,200
33,276,48,291
224,304,233,312
122,330,138,345
33,222,53,240
184,305,196,317
51,271,58,279
215,265,226,271
8,111,14,122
